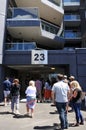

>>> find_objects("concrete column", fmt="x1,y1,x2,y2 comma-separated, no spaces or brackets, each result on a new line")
60,0,63,7
0,0,7,64
0,0,7,102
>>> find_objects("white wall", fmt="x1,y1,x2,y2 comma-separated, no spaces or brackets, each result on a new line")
0,0,7,64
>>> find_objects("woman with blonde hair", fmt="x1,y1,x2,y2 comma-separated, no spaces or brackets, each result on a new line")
70,80,84,126
25,80,37,118
70,80,82,90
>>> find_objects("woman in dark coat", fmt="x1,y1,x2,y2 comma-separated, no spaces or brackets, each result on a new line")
10,79,21,114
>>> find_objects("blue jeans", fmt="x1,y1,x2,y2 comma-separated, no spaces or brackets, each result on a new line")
11,96,20,111
73,102,84,123
56,102,68,129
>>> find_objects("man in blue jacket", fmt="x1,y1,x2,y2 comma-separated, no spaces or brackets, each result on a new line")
3,77,11,106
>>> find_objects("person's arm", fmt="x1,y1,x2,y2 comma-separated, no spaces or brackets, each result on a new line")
73,90,78,98
51,90,55,104
67,89,71,101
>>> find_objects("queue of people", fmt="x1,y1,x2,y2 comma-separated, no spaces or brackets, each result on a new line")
52,74,85,129
2,74,85,128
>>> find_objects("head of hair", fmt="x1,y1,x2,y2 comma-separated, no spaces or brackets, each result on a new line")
57,74,64,81
69,76,75,81
5,77,9,80
13,79,19,83
63,75,67,79
29,80,35,86
70,80,81,90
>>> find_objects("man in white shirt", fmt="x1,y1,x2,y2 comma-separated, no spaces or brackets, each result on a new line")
52,74,70,130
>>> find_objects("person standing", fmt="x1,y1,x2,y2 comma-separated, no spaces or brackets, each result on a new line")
35,79,42,103
3,77,11,106
10,78,21,114
68,75,75,112
44,78,51,102
25,80,37,118
70,80,84,126
52,74,70,130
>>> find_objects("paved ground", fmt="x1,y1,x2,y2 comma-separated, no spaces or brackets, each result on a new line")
0,101,86,130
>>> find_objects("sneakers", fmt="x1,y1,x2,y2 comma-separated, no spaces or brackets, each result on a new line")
73,122,84,127
16,110,20,115
31,113,34,118
4,104,7,106
73,123,79,127
24,113,29,117
80,122,84,125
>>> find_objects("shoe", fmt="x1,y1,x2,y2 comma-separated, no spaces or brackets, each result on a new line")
12,110,14,114
73,123,79,127
24,113,29,117
16,110,20,115
80,122,84,125
68,109,73,112
4,104,7,106
31,113,34,118
64,126,68,129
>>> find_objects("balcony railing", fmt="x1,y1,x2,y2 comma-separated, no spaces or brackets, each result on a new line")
64,14,80,21
7,7,39,19
64,31,81,38
64,0,80,2
5,42,37,51
7,8,60,35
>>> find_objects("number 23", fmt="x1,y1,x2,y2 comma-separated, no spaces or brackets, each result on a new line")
34,53,45,61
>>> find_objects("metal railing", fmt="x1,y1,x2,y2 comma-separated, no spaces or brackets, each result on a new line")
7,7,39,19
64,0,80,2
64,14,80,20
64,31,81,38
5,42,37,51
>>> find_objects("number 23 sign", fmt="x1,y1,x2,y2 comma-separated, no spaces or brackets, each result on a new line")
31,50,48,64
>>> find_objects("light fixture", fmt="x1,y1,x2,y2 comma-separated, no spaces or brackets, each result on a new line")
51,67,55,70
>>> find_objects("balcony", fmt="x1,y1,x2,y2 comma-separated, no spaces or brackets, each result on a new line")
65,30,81,38
64,14,80,21
14,0,64,26
64,0,80,11
64,14,81,26
7,7,39,19
5,42,37,51
64,0,80,4
7,8,64,49
64,30,81,44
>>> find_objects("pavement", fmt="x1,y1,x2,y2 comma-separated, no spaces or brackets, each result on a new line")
0,100,86,130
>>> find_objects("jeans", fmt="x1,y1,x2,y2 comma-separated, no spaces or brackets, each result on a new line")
56,102,68,129
73,102,84,123
11,96,20,111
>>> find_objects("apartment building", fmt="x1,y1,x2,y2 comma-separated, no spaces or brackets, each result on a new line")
63,0,86,91
80,0,86,47
0,0,86,100
64,0,81,48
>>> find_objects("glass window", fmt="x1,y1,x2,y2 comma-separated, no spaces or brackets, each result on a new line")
18,44,23,50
